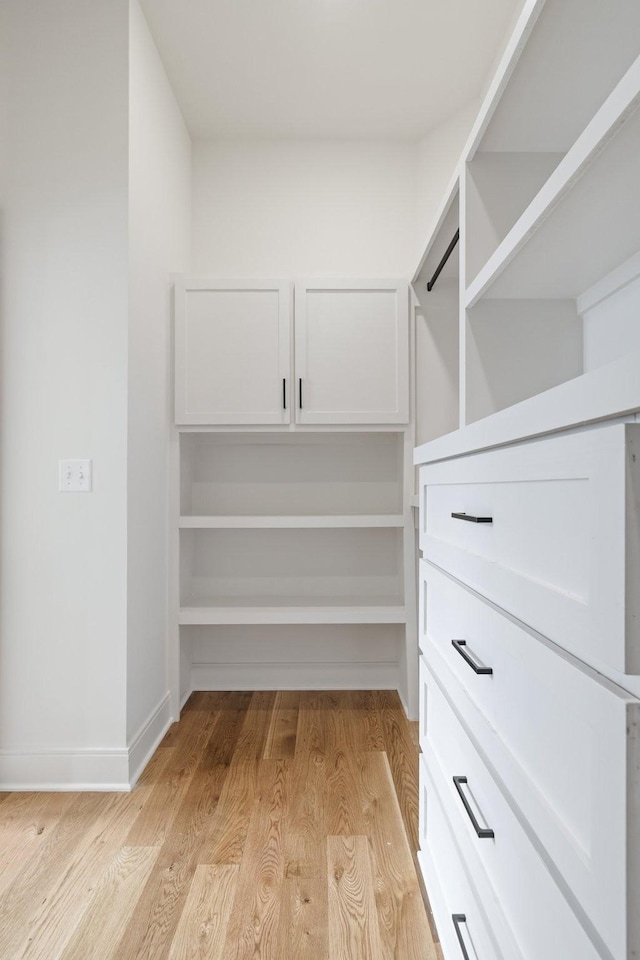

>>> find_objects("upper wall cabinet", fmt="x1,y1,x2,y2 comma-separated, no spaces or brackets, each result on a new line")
175,279,292,425
294,280,409,424
175,278,409,426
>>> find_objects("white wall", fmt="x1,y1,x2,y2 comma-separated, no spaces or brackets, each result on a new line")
192,140,417,277
127,0,191,746
0,0,130,785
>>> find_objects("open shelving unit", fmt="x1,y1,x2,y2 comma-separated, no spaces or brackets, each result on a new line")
465,0,640,288
413,0,640,450
174,430,415,708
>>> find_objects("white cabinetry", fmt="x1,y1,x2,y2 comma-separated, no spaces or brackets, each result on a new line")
294,280,409,424
175,278,409,426
413,4,640,959
175,279,291,425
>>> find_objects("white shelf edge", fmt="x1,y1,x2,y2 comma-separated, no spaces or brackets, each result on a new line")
176,424,409,435
465,54,640,308
411,176,460,284
179,514,405,529
179,605,408,626
413,347,640,466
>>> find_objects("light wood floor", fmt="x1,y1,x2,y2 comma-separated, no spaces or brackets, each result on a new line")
0,690,441,959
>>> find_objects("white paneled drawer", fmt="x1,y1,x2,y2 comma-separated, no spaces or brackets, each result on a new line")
419,561,640,960
418,755,512,960
421,658,607,960
418,423,640,674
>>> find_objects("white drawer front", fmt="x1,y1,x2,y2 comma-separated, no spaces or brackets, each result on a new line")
419,564,640,959
422,661,604,960
419,423,640,674
419,755,506,960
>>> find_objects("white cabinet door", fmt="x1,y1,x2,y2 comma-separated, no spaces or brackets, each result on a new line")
294,280,409,424
175,279,291,425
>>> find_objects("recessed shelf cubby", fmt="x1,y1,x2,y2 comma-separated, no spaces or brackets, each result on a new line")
180,431,404,518
179,526,405,618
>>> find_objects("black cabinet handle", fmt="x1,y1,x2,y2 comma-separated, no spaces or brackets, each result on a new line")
451,512,492,524
452,915,472,960
282,378,287,410
452,640,493,676
299,377,303,409
453,776,494,839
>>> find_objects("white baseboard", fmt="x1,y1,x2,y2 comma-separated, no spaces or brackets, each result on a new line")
0,692,174,792
0,748,131,791
127,692,173,788
191,660,398,691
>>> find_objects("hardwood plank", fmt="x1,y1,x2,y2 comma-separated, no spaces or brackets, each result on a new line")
199,692,252,769
167,865,239,960
263,691,300,760
295,692,330,758
59,846,160,960
0,793,123,960
359,752,436,960
199,759,259,865
125,706,221,847
220,760,288,960
298,693,365,838
285,700,328,880
342,691,385,753
327,835,382,960
0,793,73,899
284,753,327,880
326,745,366,837
374,690,420,851
13,764,172,960
114,763,230,960
276,878,328,960
232,691,277,761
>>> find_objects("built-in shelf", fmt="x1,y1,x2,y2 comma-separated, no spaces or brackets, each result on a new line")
414,346,640,466
466,56,640,306
180,431,403,517
179,602,407,626
179,514,406,529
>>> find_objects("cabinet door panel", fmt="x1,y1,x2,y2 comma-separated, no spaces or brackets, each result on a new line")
294,280,409,424
175,279,291,425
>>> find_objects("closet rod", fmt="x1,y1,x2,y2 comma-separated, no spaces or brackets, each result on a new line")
427,229,459,291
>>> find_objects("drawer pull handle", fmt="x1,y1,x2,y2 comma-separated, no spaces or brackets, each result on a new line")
452,915,472,960
451,512,493,524
452,640,493,676
453,776,495,839
299,377,303,409
282,378,287,410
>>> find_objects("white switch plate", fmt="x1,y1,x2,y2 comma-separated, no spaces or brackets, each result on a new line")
59,459,92,492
